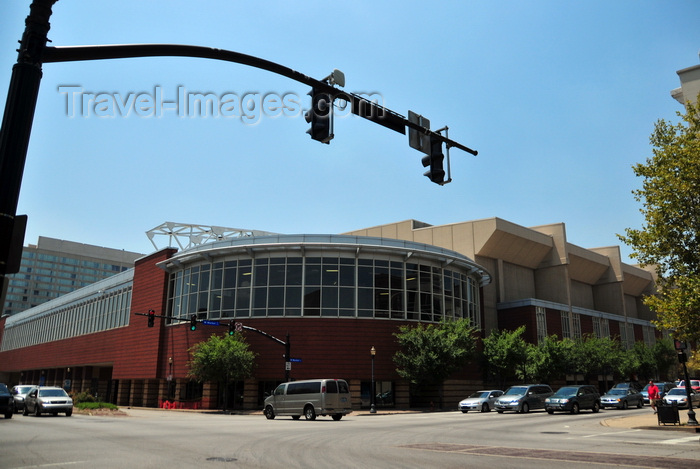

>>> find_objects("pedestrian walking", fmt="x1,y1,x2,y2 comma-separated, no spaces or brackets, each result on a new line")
648,380,660,413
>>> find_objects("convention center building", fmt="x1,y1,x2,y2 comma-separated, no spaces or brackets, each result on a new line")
0,218,658,411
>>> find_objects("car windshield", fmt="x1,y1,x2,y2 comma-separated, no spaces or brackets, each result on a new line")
504,387,527,396
38,389,68,397
667,388,687,396
607,389,626,396
469,391,489,399
15,386,33,394
553,387,578,397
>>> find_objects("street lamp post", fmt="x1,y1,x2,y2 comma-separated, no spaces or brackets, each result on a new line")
370,346,376,414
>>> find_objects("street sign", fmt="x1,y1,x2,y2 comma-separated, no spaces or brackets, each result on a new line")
289,358,302,363
408,110,430,154
202,320,220,326
285,362,292,371
235,322,242,332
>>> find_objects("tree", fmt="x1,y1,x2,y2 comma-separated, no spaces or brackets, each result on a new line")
525,335,570,383
619,96,700,341
187,333,256,410
653,337,678,381
393,318,478,407
481,326,528,388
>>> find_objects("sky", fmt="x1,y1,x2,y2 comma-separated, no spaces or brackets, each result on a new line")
1,0,699,263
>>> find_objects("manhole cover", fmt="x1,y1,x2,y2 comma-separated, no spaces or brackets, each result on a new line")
206,457,238,462
540,431,568,434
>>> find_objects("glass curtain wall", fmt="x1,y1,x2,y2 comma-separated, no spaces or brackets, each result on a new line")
167,254,480,327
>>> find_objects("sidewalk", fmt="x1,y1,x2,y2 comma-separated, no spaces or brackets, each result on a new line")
601,408,700,433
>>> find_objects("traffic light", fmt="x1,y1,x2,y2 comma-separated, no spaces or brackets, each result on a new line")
305,88,333,143
228,321,235,336
421,136,445,184
147,309,155,328
189,314,197,331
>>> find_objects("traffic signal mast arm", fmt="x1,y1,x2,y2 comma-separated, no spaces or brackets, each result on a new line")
42,44,477,157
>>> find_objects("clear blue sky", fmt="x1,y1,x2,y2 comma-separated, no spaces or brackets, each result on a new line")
1,1,699,262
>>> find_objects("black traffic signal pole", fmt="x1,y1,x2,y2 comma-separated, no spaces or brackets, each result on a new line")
134,312,292,382
0,0,57,298
40,43,477,155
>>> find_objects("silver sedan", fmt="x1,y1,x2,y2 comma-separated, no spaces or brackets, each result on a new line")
663,387,700,408
459,390,504,413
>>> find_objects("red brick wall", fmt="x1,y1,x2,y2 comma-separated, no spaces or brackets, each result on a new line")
112,248,176,380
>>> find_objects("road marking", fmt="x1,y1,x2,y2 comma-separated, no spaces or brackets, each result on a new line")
659,435,700,445
12,462,87,469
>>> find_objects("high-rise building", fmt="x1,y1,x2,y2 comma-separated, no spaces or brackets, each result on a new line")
2,237,143,317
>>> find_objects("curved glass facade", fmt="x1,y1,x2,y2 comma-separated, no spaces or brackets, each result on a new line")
163,235,488,327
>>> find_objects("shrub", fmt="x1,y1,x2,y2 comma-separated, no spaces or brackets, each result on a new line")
71,391,96,404
75,401,118,410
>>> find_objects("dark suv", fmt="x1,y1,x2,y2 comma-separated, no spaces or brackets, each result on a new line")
545,385,600,414
0,383,13,419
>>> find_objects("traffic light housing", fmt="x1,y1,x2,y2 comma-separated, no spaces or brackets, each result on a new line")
189,314,197,331
228,322,235,336
422,136,445,184
147,309,155,327
305,88,333,143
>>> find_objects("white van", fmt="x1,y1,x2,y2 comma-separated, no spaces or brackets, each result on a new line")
263,379,352,421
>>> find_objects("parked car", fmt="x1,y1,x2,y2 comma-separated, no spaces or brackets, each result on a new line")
545,385,600,414
612,381,643,392
663,387,700,409
22,386,73,417
495,384,553,413
459,390,504,413
0,383,13,419
676,380,700,392
600,388,644,409
10,385,35,413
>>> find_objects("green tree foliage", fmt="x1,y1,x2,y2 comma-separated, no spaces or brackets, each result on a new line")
620,97,700,341
631,341,656,380
525,335,570,383
652,337,677,381
574,336,624,379
187,333,256,388
481,326,528,387
393,318,478,389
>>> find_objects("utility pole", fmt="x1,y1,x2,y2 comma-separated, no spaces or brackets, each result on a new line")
0,0,57,308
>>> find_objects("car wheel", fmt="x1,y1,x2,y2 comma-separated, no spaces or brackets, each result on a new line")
481,403,489,412
35,405,41,417
332,414,343,421
304,405,316,421
263,405,275,420
65,409,72,417
570,403,580,415
621,401,628,410
547,409,554,414
637,399,643,408
4,411,12,419
520,403,529,414
22,405,28,416
592,402,600,413
292,415,301,420
461,410,468,413
496,410,504,414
